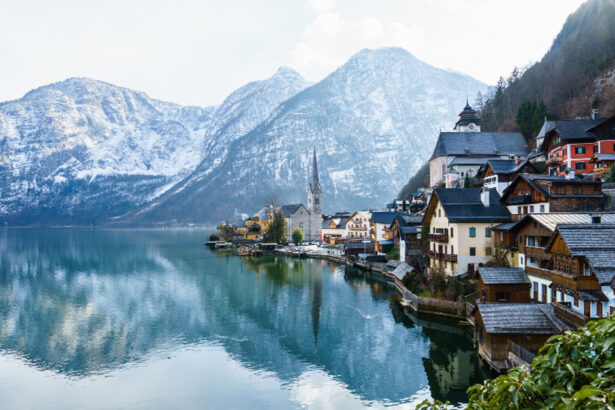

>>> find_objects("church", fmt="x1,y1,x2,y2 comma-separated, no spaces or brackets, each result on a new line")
280,148,322,242
428,102,528,188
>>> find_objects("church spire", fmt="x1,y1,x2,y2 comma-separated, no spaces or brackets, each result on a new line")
310,147,320,192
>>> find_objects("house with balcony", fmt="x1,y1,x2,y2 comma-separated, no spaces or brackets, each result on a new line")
423,188,511,276
344,211,372,240
527,222,615,319
542,112,615,176
481,159,537,195
589,152,615,180
385,214,423,265
500,173,607,220
371,211,402,252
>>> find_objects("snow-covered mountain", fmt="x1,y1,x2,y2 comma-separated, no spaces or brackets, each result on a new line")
0,47,488,226
123,47,490,225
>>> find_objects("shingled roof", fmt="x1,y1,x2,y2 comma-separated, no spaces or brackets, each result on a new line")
431,188,511,223
477,267,529,285
371,211,402,225
430,132,528,160
512,213,615,232
547,224,615,285
501,173,605,203
477,303,572,334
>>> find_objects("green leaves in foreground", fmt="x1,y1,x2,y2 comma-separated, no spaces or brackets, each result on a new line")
418,315,615,409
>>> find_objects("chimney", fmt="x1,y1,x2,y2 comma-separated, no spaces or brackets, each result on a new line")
591,109,599,120
480,188,490,207
591,214,602,224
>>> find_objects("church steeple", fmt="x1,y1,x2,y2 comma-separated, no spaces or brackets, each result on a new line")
454,100,482,132
309,147,320,193
307,147,322,241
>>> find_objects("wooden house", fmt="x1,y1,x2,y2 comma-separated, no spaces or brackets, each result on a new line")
371,211,402,251
482,159,538,195
539,223,615,318
590,153,615,180
474,303,572,372
385,214,423,264
500,173,606,220
475,267,530,303
344,241,375,259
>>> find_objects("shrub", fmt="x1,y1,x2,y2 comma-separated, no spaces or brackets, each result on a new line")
291,228,304,245
402,271,422,294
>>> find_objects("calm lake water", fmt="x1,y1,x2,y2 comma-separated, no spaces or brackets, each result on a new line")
0,229,488,409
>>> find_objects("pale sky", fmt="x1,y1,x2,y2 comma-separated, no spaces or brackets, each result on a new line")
0,0,586,107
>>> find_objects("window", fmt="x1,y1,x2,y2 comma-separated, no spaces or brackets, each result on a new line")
451,245,454,254
529,205,534,213
499,232,504,241
450,227,454,238
575,162,586,170
563,148,567,156
517,206,522,214
469,227,476,238
584,264,591,276
575,146,586,154
574,297,579,308
438,209,441,217
486,247,492,256
540,204,545,213
559,164,566,173
469,247,476,256
495,292,510,301
594,145,598,153
556,185,565,194
485,227,491,237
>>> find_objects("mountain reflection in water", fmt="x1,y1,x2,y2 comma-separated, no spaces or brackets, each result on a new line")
0,229,487,408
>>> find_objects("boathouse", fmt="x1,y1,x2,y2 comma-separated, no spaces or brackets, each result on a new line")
475,267,530,303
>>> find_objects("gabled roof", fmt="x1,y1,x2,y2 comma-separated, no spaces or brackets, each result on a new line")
279,204,307,218
541,118,604,150
485,158,535,175
476,303,572,334
430,132,528,160
477,267,529,285
371,211,403,225
592,153,615,161
428,188,511,223
510,213,615,232
501,173,604,203
546,224,615,284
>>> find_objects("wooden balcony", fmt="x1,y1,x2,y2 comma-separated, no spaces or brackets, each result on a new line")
546,156,563,166
525,266,600,290
553,302,588,329
508,194,533,205
428,232,449,243
524,246,549,261
426,250,458,262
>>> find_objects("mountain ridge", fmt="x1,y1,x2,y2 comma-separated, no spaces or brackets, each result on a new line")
0,47,488,226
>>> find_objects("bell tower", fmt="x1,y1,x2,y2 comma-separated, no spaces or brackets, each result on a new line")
307,147,322,241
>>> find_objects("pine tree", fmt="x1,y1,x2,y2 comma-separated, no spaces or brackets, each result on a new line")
263,211,287,243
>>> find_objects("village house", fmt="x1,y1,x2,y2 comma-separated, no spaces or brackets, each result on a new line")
345,210,372,240
474,303,572,373
500,173,607,220
371,211,402,252
429,102,528,188
523,222,615,319
589,152,615,180
279,204,310,242
423,188,511,276
474,267,530,303
385,214,423,265
321,212,350,244
344,241,375,259
482,159,538,195
542,112,615,176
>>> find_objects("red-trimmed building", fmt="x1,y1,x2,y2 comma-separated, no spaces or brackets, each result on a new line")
543,113,615,177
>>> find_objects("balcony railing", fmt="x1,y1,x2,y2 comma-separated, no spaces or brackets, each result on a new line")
428,233,449,243
508,194,533,205
546,156,563,166
526,266,600,290
524,246,549,260
426,250,458,262
553,302,589,328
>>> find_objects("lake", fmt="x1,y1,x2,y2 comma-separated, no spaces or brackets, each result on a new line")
0,228,488,409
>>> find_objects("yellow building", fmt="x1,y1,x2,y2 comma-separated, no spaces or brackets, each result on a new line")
423,188,511,276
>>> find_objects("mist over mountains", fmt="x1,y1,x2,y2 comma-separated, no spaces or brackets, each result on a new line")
0,47,488,226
